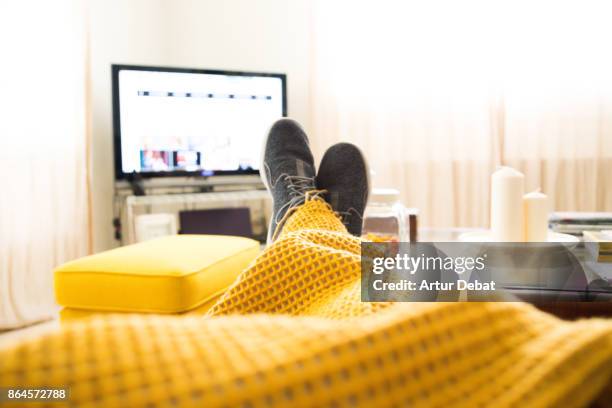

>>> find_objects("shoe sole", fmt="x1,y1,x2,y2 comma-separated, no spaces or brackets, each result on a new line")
352,143,372,208
353,143,372,237
259,118,307,244
260,121,275,244
341,143,371,236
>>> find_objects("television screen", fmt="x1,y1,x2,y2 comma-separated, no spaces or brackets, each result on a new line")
112,65,286,179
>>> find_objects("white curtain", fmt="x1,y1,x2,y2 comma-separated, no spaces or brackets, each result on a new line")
0,0,91,329
310,0,612,228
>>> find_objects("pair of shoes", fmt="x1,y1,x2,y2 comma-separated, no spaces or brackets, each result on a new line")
261,118,369,243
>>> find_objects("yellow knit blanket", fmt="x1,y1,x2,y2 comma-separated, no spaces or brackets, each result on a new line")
1,199,611,407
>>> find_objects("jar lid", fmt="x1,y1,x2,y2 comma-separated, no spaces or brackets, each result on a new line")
371,188,400,204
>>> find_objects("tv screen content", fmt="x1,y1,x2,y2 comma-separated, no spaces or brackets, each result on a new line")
112,65,286,179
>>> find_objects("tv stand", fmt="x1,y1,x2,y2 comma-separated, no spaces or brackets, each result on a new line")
113,175,270,243
114,174,263,194
114,183,270,245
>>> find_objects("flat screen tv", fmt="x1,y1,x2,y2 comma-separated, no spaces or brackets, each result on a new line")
112,64,286,180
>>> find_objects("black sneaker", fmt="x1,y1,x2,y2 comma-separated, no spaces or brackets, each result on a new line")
316,143,370,236
261,118,316,243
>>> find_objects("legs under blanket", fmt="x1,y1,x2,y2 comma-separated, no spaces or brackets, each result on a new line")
1,199,611,407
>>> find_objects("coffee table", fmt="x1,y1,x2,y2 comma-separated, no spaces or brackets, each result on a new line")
418,227,612,319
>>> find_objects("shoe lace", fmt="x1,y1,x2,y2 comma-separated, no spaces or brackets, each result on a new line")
271,175,331,242
273,174,316,224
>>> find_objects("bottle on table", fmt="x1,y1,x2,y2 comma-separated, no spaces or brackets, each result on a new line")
362,188,409,242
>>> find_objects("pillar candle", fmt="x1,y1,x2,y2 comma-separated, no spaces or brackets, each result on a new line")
491,167,525,242
523,189,548,242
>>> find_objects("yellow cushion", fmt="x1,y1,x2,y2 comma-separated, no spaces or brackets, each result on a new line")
54,235,259,313
59,294,222,323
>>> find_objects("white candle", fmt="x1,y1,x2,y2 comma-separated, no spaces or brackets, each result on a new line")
491,167,525,242
523,189,548,242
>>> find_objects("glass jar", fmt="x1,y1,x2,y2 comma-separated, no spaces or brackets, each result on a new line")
362,188,408,242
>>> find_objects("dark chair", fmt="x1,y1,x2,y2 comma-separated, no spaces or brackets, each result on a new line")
179,207,253,238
